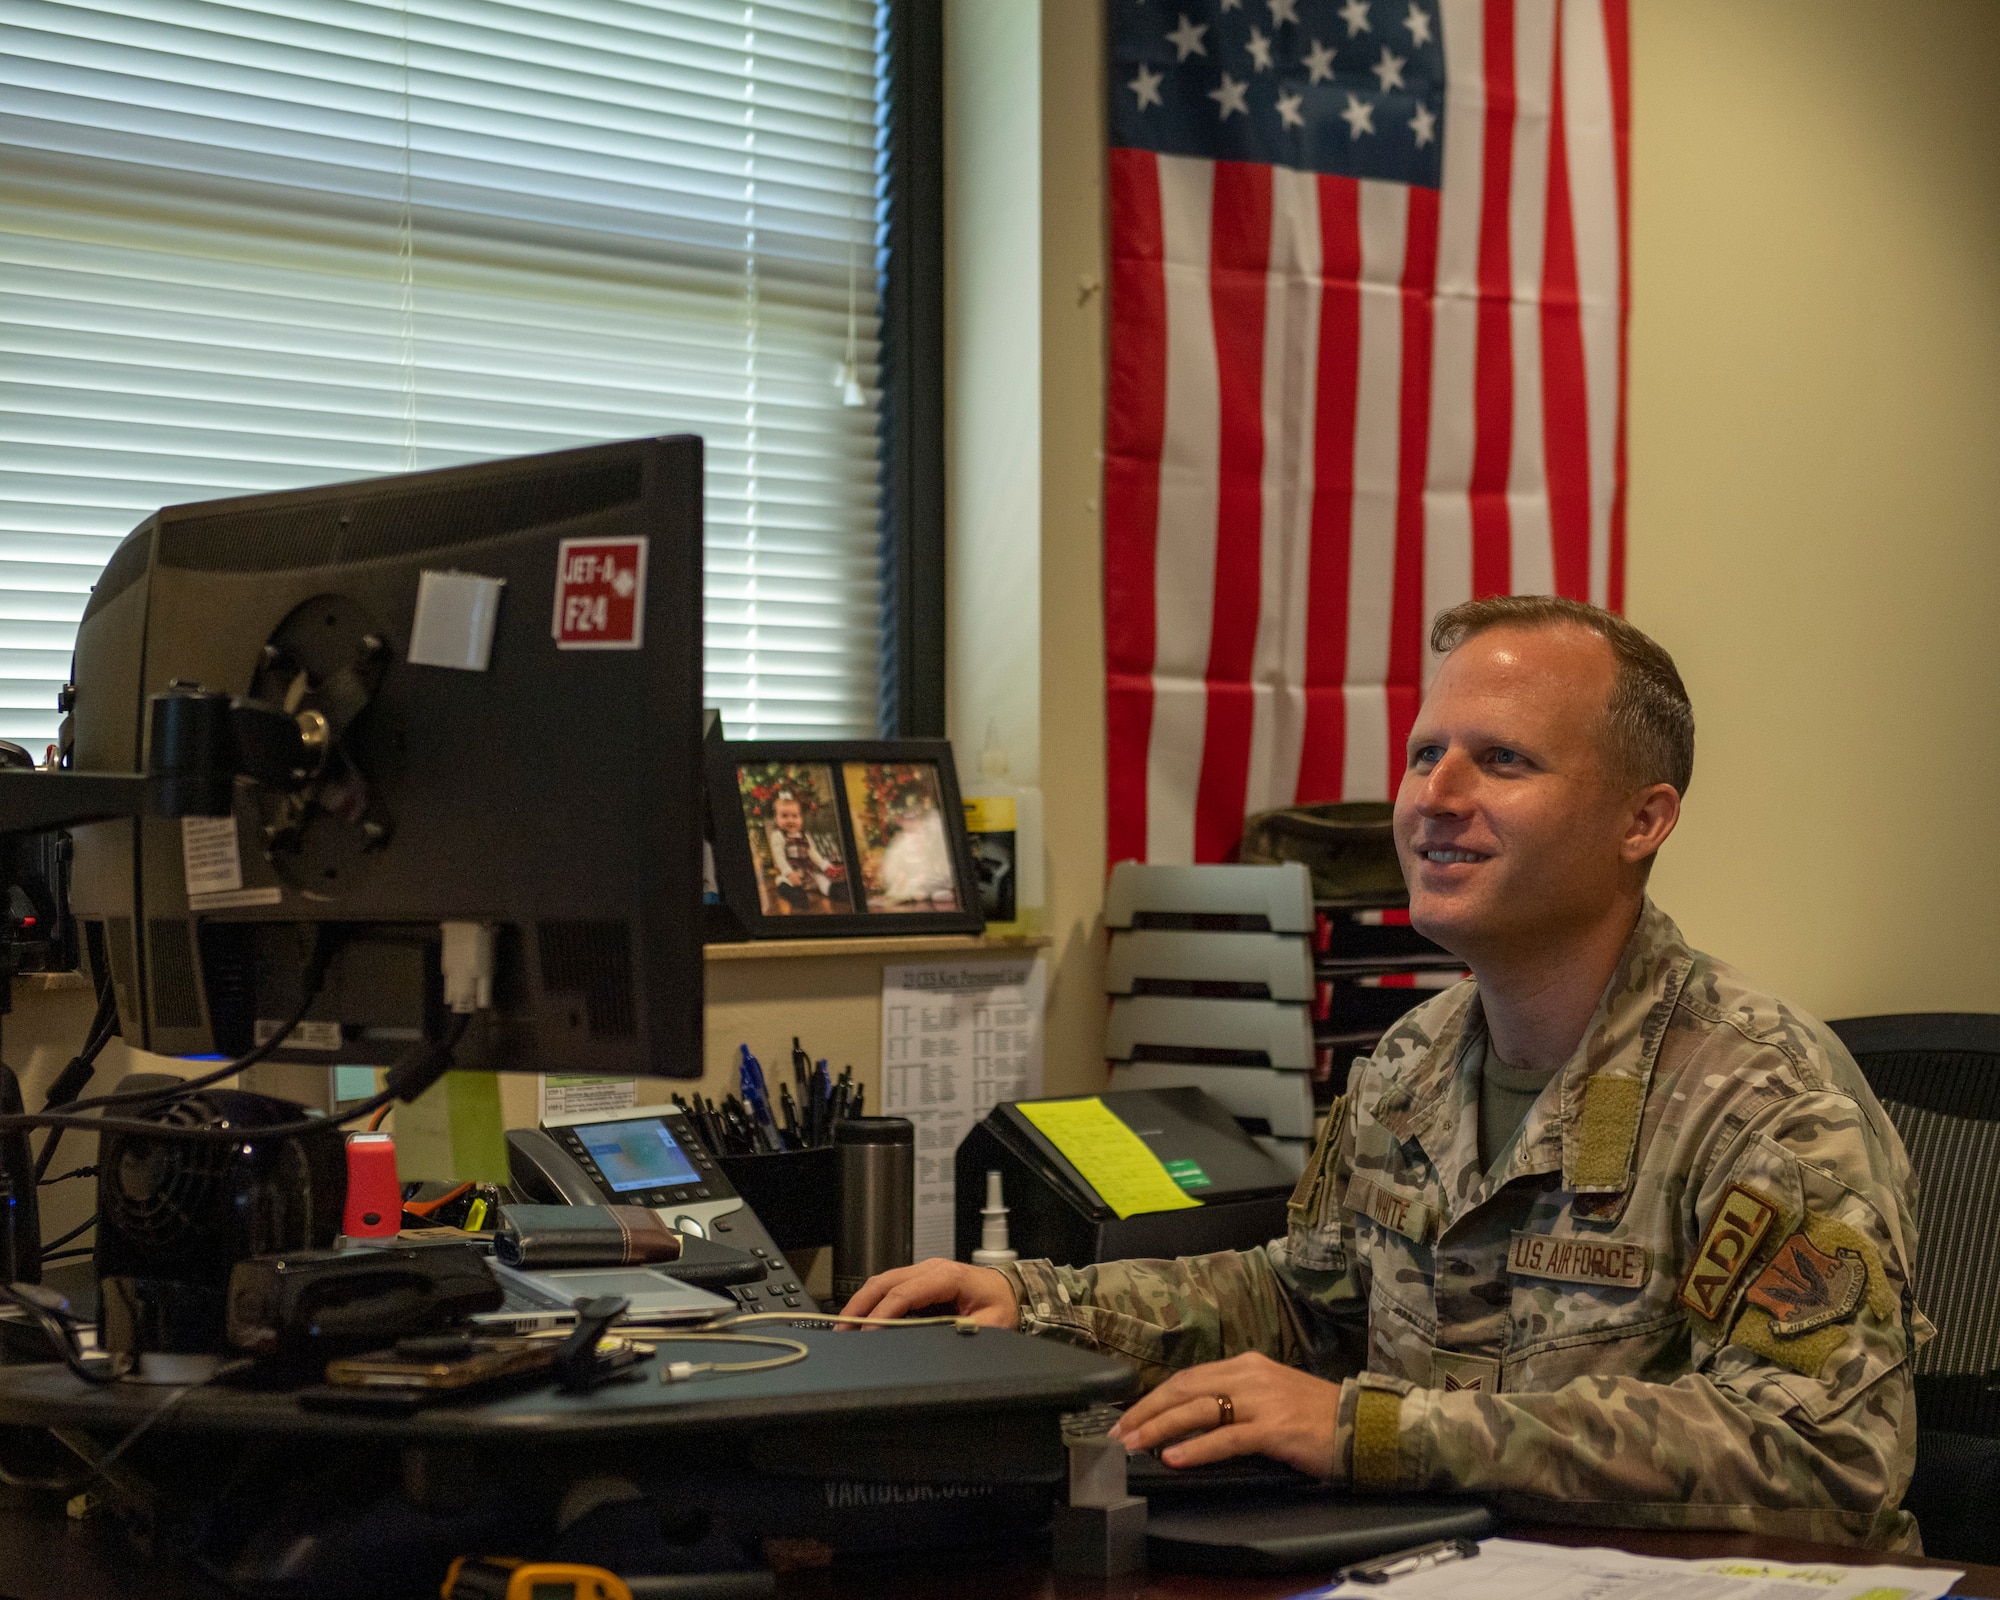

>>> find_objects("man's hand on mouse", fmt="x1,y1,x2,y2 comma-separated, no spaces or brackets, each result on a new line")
1109,1354,1340,1478
840,1258,1019,1327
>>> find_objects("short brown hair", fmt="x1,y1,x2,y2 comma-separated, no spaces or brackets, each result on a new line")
1429,596,1695,795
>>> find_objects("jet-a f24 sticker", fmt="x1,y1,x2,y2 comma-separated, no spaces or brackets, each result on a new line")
553,537,647,650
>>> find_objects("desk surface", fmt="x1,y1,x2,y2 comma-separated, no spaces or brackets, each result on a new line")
0,1494,1993,1600
0,1324,1131,1443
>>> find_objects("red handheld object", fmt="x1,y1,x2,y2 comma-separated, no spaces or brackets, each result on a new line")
343,1132,402,1238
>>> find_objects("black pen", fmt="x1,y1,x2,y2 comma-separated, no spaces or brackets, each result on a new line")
779,1083,800,1149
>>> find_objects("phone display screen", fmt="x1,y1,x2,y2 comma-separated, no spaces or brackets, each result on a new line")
573,1117,701,1193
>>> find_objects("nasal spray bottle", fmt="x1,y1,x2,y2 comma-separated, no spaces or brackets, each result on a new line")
970,1169,1018,1268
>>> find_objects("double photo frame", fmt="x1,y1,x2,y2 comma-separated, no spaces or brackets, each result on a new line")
704,740,985,939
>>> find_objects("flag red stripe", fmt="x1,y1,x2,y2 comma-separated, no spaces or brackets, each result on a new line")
1541,8,1592,602
1602,0,1632,613
1469,0,1517,601
1294,175,1363,805
1386,185,1441,794
1192,161,1274,862
1103,148,1168,866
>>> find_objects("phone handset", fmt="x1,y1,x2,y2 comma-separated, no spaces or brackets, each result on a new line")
505,1129,604,1207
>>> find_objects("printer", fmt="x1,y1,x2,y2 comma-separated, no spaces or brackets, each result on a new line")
953,1087,1296,1268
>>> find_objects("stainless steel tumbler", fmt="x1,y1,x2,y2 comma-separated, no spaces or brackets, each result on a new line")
832,1116,914,1303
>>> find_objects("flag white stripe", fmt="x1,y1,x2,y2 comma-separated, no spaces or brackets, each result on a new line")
1341,179,1409,803
1246,166,1322,816
1145,155,1219,867
1422,0,1487,690
1506,0,1558,598
1565,0,1623,609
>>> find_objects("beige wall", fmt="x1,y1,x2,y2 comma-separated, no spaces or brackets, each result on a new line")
1627,0,2000,1021
946,1,1110,1095
957,0,2000,1043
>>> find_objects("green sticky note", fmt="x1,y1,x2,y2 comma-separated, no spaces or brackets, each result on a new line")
393,1070,510,1186
332,1066,378,1104
1163,1158,1212,1190
1018,1097,1203,1220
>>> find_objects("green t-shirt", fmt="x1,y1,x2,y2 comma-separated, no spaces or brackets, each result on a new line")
1478,1035,1560,1173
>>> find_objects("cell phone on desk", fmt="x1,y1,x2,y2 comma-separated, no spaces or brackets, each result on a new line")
506,1105,819,1316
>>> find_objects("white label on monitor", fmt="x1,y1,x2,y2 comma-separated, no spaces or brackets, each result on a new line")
188,886,283,911
254,1018,343,1051
182,814,243,899
409,569,506,671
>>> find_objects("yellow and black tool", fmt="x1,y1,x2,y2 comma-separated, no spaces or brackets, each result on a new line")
441,1555,633,1600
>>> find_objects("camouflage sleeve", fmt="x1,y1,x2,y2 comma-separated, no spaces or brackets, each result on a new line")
992,1092,1370,1391
1330,1087,1922,1549
995,1248,1308,1390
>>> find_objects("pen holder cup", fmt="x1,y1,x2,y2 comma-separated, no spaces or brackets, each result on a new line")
716,1146,840,1251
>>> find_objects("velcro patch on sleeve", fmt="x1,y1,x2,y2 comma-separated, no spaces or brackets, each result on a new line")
1729,1211,1893,1379
1350,1387,1406,1490
1346,1174,1431,1244
1679,1183,1780,1323
1509,1232,1651,1290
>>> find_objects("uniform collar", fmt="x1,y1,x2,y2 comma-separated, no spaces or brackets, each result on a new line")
1374,900,1695,1217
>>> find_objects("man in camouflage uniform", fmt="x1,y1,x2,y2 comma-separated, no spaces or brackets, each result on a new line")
845,597,1928,1549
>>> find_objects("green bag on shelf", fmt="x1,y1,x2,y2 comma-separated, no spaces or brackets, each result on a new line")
1239,801,1405,903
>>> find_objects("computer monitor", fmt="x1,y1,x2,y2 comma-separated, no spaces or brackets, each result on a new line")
63,436,706,1079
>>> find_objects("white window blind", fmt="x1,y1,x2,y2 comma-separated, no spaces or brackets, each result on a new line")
1,0,889,749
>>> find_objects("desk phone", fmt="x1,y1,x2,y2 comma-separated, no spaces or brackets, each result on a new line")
506,1104,818,1314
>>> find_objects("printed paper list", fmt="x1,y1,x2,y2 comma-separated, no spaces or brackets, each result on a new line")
881,958,1045,1262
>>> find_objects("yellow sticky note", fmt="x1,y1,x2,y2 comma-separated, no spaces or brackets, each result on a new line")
393,1071,510,1186
1018,1096,1203,1220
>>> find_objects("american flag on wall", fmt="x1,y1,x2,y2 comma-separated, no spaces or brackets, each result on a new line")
1103,0,1630,865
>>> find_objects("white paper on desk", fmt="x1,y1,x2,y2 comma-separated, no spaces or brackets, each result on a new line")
1294,1538,1961,1600
881,957,1045,1262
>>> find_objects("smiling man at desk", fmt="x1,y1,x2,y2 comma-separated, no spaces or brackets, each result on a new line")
847,596,1930,1551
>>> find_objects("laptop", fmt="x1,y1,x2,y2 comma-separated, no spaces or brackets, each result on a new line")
473,1260,737,1334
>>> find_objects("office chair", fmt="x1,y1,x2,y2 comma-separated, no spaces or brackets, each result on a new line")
1828,1013,2000,1563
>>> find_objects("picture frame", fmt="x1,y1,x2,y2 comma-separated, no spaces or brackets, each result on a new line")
703,740,986,939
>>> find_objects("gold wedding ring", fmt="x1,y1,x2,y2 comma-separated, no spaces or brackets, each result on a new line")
1213,1393,1234,1429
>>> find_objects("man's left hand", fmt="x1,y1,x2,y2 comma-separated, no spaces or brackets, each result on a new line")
1107,1352,1340,1478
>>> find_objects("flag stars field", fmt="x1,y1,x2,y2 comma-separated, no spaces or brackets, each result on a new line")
1209,73,1251,118
1168,14,1209,60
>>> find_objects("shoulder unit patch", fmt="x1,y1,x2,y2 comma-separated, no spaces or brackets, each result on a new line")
1744,1231,1866,1337
1680,1183,1779,1323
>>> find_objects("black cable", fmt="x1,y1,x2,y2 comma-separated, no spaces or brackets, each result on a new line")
0,1283,114,1387
38,1214,94,1256
59,926,347,1121
30,987,119,1183
0,1014,468,1146
38,1164,95,1185
35,1247,92,1264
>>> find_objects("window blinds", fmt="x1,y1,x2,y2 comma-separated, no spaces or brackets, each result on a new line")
1,0,888,750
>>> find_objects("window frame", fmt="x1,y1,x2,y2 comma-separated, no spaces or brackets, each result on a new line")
876,0,947,739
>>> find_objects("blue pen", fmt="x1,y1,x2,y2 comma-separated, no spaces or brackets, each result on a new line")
738,1044,777,1149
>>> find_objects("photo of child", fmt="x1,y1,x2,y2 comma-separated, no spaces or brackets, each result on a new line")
842,762,961,913
734,762,853,916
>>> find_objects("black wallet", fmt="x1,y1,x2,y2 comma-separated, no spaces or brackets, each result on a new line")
492,1204,684,1269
